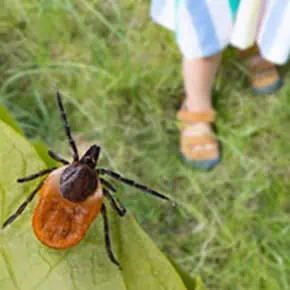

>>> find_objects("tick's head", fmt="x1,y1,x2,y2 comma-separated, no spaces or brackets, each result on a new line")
80,145,100,169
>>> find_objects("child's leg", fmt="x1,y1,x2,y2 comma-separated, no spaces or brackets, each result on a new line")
183,53,222,112
181,53,222,154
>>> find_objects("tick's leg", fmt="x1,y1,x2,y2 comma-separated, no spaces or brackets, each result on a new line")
17,168,57,183
101,178,126,216
100,178,116,192
56,91,79,161
48,150,70,165
103,189,126,217
101,204,121,268
97,168,170,201
2,181,43,229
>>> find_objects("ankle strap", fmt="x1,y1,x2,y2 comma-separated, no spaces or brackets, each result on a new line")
177,110,216,123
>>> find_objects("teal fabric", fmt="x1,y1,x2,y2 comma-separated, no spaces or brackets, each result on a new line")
229,0,240,17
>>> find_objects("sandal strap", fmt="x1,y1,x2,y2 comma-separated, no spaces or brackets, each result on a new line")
181,145,219,160
177,110,216,123
249,60,276,72
182,136,217,146
250,65,280,89
181,135,219,160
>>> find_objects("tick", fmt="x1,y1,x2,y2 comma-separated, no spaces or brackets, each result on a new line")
2,91,171,268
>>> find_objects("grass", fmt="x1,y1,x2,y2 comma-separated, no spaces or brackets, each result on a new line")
1,1,290,289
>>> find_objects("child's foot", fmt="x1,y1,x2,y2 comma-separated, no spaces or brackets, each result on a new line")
240,47,283,95
183,122,216,153
177,107,220,170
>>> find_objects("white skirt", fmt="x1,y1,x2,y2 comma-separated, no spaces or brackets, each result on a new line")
151,0,290,64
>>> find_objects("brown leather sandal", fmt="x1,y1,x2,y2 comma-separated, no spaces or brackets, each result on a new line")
177,108,220,170
240,45,283,95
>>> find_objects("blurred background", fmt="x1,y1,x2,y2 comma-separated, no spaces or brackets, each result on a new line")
1,1,290,288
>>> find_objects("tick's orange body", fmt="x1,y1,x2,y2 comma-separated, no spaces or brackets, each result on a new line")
32,167,103,249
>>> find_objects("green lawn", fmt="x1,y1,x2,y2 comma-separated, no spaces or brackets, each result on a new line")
1,1,290,289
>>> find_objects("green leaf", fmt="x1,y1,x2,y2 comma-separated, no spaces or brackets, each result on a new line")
0,104,57,168
31,139,58,168
0,104,23,135
0,120,202,290
168,257,207,290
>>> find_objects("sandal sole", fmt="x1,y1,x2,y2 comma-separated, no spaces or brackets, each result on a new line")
252,78,283,95
180,154,221,170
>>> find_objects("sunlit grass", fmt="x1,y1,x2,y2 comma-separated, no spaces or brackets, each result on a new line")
1,1,290,289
